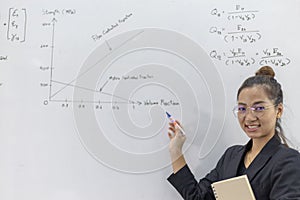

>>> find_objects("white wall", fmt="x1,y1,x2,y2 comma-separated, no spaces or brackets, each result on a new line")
1,0,299,199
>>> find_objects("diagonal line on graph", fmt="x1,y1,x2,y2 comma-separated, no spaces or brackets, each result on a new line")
52,80,135,104
52,80,99,93
50,30,145,99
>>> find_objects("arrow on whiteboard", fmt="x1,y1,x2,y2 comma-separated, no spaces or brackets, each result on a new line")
99,80,109,92
105,40,112,51
52,18,57,23
48,17,57,101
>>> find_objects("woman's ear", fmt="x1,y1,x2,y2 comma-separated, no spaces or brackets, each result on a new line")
276,103,283,118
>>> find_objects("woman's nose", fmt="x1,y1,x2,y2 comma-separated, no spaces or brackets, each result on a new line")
244,108,257,120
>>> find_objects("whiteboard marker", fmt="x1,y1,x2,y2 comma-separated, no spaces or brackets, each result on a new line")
166,112,186,135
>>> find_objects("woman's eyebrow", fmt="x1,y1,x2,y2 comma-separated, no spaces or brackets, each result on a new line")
237,100,267,106
252,101,268,105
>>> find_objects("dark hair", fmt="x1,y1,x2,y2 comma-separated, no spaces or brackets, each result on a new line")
237,66,288,147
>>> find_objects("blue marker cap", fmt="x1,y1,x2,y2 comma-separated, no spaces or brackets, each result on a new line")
166,111,171,118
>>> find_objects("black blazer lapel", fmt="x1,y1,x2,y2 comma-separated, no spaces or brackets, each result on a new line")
225,145,246,178
246,136,281,181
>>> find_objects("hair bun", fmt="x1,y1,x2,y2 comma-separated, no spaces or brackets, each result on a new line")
255,66,275,78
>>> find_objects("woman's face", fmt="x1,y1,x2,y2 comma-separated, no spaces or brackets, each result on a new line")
237,86,283,140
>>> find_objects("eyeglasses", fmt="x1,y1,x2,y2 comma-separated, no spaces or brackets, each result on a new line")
232,104,276,118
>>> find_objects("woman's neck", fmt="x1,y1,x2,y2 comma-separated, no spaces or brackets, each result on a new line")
251,133,274,153
244,134,274,168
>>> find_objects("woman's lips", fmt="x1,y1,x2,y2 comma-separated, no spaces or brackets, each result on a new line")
245,124,260,131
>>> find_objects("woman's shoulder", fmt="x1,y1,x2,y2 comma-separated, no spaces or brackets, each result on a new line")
270,145,300,177
225,144,245,153
220,144,245,159
275,144,300,160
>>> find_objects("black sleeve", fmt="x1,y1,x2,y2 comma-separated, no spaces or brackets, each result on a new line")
167,165,216,200
270,149,300,199
167,147,236,200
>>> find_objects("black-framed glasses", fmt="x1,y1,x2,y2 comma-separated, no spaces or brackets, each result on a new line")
232,104,276,118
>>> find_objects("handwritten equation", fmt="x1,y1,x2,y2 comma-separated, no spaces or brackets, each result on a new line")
209,5,291,67
209,24,261,43
6,8,27,42
210,47,290,67
211,5,258,21
210,5,261,44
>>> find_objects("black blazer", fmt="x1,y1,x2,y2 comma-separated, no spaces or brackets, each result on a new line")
168,136,300,200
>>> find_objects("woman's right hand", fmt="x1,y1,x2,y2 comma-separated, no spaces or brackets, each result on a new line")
168,121,186,161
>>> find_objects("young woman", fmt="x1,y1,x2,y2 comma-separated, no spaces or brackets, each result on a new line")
167,66,300,199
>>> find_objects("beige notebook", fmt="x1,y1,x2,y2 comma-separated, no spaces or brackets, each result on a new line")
211,175,256,200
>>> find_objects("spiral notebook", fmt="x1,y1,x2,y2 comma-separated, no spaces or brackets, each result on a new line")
211,175,256,200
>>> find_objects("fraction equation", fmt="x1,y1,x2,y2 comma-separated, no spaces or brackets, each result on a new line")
210,48,290,67
211,5,258,21
209,24,261,43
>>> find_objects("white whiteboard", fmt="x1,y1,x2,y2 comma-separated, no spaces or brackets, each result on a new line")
1,0,300,199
